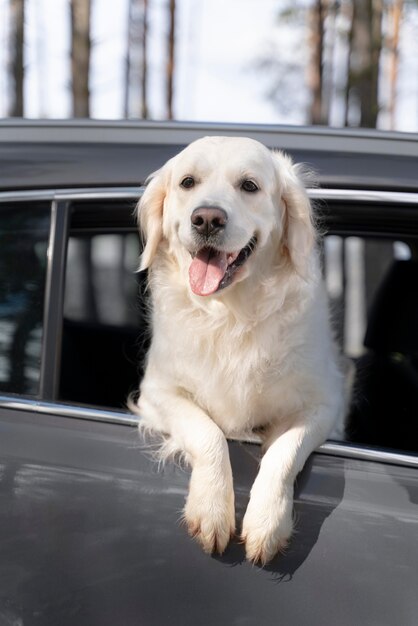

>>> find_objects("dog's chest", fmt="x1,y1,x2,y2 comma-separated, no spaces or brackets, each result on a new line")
170,316,297,432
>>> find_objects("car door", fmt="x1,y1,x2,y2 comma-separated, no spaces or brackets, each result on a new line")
0,181,418,625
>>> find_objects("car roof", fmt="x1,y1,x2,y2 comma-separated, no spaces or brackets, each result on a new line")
1,119,418,192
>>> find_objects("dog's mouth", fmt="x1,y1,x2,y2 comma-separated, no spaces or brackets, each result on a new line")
188,236,257,296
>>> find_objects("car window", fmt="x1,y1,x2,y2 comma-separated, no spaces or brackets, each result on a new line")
64,233,140,327
0,202,51,396
58,198,418,454
323,234,418,453
59,201,147,409
323,235,413,357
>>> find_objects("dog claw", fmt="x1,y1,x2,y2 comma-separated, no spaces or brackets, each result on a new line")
185,513,235,555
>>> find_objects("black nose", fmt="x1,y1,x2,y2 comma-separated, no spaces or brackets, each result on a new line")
191,207,228,237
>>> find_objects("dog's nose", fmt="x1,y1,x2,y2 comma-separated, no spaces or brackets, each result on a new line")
191,207,228,237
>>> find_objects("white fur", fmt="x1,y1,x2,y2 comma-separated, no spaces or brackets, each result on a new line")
132,136,346,564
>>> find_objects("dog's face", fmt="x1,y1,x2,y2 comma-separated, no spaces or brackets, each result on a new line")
138,136,314,296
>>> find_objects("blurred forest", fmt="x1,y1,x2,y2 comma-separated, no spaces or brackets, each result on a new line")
1,0,418,130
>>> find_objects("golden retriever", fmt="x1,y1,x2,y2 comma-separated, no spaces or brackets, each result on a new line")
131,136,346,564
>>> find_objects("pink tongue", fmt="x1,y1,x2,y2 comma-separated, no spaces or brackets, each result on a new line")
189,248,228,296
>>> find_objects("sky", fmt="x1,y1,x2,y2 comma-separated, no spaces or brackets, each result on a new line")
0,0,417,131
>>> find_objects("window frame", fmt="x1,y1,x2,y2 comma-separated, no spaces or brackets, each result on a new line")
0,186,417,469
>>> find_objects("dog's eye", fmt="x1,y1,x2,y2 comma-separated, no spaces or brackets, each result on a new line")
180,176,195,189
241,180,259,193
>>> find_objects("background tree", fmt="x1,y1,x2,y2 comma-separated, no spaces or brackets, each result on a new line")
388,0,403,129
8,0,25,117
307,0,340,125
308,0,327,124
70,0,91,118
345,0,383,127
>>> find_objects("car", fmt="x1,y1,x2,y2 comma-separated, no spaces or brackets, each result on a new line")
0,119,417,625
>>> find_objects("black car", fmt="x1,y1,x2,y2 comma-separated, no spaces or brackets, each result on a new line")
0,120,417,625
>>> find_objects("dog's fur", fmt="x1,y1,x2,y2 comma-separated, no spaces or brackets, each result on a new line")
131,136,346,564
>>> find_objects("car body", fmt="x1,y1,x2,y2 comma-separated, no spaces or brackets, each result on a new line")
0,120,417,625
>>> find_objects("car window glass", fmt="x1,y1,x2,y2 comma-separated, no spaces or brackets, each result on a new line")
0,202,51,396
64,233,140,327
60,202,146,409
323,235,417,453
323,236,413,357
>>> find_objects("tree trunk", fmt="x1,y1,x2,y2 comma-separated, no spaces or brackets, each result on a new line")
8,0,25,117
70,0,91,118
348,0,383,128
308,0,326,124
388,0,403,130
166,0,176,120
368,0,383,127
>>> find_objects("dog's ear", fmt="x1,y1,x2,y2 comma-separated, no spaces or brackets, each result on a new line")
137,166,169,271
272,151,316,277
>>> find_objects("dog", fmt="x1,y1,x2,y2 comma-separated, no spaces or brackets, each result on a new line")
131,136,346,564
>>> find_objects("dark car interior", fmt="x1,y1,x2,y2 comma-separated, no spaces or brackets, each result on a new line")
347,259,418,452
57,199,418,455
59,201,149,409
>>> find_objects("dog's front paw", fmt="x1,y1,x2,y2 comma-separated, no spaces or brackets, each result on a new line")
184,472,235,555
241,489,293,565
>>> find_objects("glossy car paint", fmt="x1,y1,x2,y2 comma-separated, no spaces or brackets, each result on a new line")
0,408,417,626
1,120,418,191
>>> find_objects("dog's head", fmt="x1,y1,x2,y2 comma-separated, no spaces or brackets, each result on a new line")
137,136,315,296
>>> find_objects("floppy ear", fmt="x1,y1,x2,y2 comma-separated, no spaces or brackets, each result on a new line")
272,151,316,276
137,167,168,271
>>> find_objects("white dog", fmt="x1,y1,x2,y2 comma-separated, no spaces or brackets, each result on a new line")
132,136,345,564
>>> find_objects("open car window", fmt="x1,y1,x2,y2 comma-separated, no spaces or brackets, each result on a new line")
58,196,418,455
59,200,146,409
323,235,418,453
